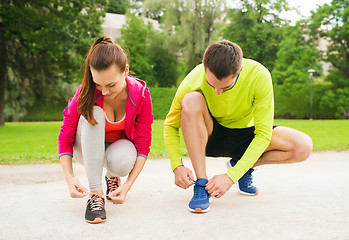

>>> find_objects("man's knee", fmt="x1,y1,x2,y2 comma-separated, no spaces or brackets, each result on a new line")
181,92,206,116
292,133,313,162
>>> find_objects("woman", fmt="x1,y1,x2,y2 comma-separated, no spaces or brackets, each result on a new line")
58,36,153,224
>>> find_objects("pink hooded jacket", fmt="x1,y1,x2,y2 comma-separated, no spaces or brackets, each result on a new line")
58,75,153,159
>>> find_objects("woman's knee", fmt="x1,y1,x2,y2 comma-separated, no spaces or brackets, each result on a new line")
105,139,137,177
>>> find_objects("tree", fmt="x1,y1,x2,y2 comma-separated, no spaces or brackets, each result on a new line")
223,0,290,71
106,0,130,14
146,0,224,71
0,0,106,125
120,11,179,86
148,30,179,87
121,11,154,82
272,25,321,85
308,0,349,88
307,0,349,118
141,0,166,21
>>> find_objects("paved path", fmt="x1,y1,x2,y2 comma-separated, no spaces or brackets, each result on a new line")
1,151,348,240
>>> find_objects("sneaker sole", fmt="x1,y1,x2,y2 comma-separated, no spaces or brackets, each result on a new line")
188,206,210,213
236,182,259,196
238,190,259,196
85,218,106,224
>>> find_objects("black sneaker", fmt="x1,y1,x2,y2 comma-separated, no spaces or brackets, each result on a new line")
105,175,121,201
85,194,106,224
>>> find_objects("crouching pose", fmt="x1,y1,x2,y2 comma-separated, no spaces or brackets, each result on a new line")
164,40,312,213
58,36,153,223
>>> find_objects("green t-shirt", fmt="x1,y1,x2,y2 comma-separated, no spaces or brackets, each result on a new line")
164,58,274,183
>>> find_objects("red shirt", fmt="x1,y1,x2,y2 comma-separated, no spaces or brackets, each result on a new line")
103,101,126,142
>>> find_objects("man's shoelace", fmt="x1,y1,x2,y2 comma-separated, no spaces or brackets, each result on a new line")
190,178,208,199
193,185,208,199
107,177,120,192
88,195,104,211
243,169,254,186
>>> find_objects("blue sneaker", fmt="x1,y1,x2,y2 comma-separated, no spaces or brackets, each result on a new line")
227,159,259,196
188,178,210,213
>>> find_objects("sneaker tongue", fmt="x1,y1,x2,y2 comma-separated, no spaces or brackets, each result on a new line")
195,178,208,187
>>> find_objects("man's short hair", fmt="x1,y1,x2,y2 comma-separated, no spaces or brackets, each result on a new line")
203,40,243,80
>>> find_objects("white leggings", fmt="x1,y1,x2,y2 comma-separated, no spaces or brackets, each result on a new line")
73,106,137,191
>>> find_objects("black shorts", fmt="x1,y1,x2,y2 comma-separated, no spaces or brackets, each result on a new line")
206,118,276,162
206,117,256,162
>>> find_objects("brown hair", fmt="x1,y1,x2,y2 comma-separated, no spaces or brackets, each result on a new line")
77,36,128,125
203,40,243,80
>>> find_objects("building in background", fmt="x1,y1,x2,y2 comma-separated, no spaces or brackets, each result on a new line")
102,13,160,41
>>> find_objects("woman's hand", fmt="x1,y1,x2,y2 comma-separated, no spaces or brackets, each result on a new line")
67,177,88,198
108,184,130,204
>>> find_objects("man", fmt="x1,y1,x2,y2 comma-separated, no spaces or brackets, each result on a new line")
163,40,313,213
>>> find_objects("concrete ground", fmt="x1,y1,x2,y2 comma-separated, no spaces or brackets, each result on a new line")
1,151,348,240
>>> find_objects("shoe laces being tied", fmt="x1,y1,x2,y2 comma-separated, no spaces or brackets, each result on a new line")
107,177,120,192
88,194,104,211
193,181,208,199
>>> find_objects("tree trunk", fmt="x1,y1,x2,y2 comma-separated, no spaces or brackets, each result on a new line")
0,31,7,126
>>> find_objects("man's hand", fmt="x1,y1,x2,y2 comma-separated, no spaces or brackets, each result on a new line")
206,174,234,198
173,165,194,189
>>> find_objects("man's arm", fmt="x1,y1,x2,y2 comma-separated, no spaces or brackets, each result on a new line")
226,68,274,183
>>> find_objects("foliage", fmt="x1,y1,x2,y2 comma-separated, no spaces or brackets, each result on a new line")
0,0,106,125
274,81,349,119
308,0,349,84
148,30,179,87
307,0,349,118
106,0,130,14
121,11,180,87
274,84,310,118
121,11,154,82
222,0,289,71
272,26,322,85
141,0,166,21
151,0,224,70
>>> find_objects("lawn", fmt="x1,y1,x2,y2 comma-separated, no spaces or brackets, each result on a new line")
0,119,348,164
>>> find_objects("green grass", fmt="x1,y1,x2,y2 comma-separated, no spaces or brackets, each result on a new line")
148,87,177,119
0,120,348,164
0,122,61,164
274,119,349,151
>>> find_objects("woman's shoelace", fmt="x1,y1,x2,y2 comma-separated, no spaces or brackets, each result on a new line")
107,177,120,192
88,194,104,211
